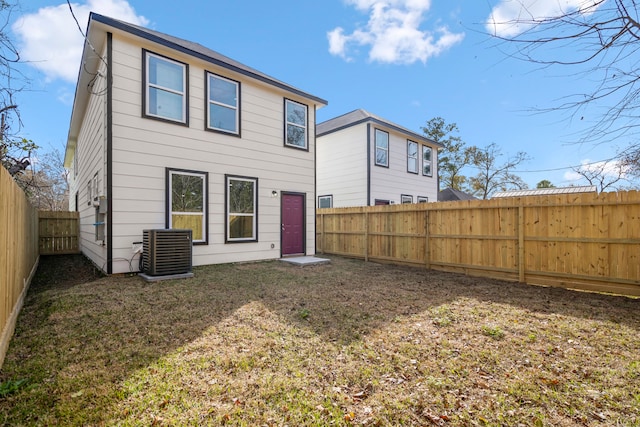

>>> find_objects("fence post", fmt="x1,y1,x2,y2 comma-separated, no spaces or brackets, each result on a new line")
425,209,431,270
518,203,525,283
320,212,324,255
364,210,369,262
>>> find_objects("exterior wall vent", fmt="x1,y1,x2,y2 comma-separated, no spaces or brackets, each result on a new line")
142,229,192,276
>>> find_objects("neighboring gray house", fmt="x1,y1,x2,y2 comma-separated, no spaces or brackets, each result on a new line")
64,13,327,274
316,109,441,208
438,188,478,202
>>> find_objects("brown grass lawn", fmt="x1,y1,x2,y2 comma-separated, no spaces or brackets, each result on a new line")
0,254,639,426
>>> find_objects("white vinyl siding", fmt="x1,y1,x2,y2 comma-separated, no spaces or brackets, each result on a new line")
103,34,319,272
317,123,368,208
71,47,108,270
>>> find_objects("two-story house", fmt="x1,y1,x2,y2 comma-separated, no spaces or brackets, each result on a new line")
316,109,441,208
64,13,327,274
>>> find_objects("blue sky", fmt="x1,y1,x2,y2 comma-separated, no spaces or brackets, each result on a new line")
9,0,628,189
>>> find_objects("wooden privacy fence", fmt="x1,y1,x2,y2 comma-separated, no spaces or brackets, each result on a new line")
317,191,640,296
39,211,80,255
0,167,39,368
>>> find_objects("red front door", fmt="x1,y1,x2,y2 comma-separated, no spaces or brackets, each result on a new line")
281,193,305,256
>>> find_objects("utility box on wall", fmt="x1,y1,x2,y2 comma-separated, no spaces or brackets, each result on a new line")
142,229,192,276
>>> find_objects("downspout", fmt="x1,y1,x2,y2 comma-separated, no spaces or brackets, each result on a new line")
366,123,371,206
106,32,113,274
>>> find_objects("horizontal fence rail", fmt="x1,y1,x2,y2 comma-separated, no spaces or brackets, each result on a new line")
317,191,640,296
39,211,80,255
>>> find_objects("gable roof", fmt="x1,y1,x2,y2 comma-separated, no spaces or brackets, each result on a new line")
65,13,327,166
438,188,478,202
491,186,597,198
317,109,441,147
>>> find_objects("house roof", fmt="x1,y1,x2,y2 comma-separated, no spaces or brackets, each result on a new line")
65,13,328,166
316,109,441,147
491,186,597,198
438,188,478,202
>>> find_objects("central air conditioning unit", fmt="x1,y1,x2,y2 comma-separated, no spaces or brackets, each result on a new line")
142,229,192,276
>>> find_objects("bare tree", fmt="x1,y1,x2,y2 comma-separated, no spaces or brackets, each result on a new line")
467,143,530,199
22,149,69,210
569,160,632,192
0,0,36,179
486,1,640,161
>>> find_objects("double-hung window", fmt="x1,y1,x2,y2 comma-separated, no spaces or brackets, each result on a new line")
226,175,258,242
144,51,188,124
207,73,239,135
285,99,307,149
375,129,389,167
422,146,433,177
407,140,418,173
167,169,208,244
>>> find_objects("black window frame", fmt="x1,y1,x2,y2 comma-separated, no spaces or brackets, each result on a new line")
225,174,259,243
165,168,209,245
407,140,418,174
375,129,389,168
142,49,189,126
422,145,433,177
284,98,309,151
401,194,413,204
205,71,241,136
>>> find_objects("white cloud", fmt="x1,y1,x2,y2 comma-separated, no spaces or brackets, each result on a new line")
328,0,464,64
486,0,602,37
12,0,148,83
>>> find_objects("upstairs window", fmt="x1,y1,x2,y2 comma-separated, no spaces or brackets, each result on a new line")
422,146,433,177
167,169,208,244
207,73,240,135
144,51,188,124
375,129,389,167
407,140,418,174
285,99,308,149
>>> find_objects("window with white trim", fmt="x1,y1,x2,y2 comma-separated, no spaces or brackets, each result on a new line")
167,169,208,244
207,73,239,134
401,194,413,204
407,140,418,173
417,196,428,203
422,146,433,177
375,129,389,167
318,195,333,208
285,99,307,149
226,175,258,242
144,51,187,123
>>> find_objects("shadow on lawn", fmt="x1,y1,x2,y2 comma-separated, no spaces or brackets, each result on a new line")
1,253,638,424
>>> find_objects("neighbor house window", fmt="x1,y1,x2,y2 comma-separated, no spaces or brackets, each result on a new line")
285,99,307,149
144,50,188,124
375,129,389,167
167,169,208,244
207,73,239,134
407,140,418,174
417,196,428,203
374,199,390,205
422,146,433,177
226,175,258,242
318,195,333,208
401,194,413,204
86,180,92,206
